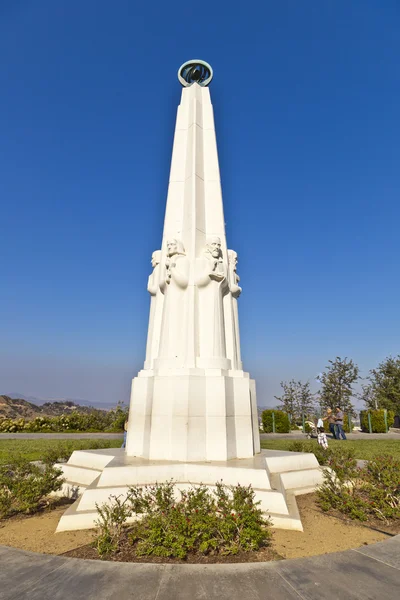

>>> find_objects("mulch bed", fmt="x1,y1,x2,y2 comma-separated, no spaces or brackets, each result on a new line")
0,497,74,524
325,510,400,537
63,537,283,564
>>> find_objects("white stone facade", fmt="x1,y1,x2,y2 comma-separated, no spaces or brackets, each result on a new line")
126,82,260,462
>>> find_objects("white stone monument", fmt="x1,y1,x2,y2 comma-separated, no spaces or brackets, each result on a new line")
125,62,259,463
56,61,323,533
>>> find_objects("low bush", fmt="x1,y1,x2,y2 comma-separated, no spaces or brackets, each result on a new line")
262,410,290,433
0,455,64,518
0,404,128,434
360,410,395,433
316,451,400,522
342,414,354,433
304,422,313,434
95,495,132,556
41,441,78,465
94,481,272,559
362,455,400,520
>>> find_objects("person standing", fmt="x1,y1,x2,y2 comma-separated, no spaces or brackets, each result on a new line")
334,406,347,440
121,420,128,449
317,427,328,450
322,408,336,439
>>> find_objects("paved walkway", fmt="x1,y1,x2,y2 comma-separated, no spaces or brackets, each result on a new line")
261,431,400,440
1,536,399,599
1,431,398,440
0,433,123,439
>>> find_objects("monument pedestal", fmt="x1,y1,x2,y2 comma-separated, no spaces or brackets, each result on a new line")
55,448,324,533
126,369,260,462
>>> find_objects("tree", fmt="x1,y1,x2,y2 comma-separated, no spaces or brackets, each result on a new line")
362,356,400,414
318,357,359,416
359,383,376,410
275,380,297,423
275,380,315,422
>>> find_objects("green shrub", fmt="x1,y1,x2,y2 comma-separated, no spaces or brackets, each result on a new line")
41,441,77,465
93,481,272,559
343,414,354,433
316,451,400,522
0,404,128,434
360,410,395,433
304,422,313,434
316,446,365,519
262,410,290,433
0,455,64,518
95,495,132,556
361,455,400,520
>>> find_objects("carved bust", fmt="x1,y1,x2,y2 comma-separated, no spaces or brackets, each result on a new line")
151,250,161,269
164,238,186,286
203,236,225,282
228,249,242,298
147,250,162,296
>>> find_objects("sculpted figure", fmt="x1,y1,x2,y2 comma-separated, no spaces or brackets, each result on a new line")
227,250,242,369
196,236,229,360
158,239,190,362
144,250,162,369
228,250,242,298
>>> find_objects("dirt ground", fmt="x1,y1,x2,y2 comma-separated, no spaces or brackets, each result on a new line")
0,494,394,560
0,505,95,555
273,494,390,559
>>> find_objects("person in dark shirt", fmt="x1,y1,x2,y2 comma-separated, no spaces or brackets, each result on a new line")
334,407,347,440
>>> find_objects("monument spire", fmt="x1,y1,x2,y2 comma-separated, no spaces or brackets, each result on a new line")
126,60,260,461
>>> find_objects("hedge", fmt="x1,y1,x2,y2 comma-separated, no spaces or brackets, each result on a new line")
262,410,290,433
360,409,395,433
0,406,128,434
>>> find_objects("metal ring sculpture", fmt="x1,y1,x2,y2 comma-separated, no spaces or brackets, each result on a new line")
178,60,213,87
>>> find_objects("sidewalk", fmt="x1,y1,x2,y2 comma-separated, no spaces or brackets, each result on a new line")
1,430,399,440
1,535,399,599
0,433,123,439
261,430,400,440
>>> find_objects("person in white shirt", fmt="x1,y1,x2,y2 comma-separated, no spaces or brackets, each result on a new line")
317,427,328,450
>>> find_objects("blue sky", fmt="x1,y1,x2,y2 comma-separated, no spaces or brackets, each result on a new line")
1,1,399,407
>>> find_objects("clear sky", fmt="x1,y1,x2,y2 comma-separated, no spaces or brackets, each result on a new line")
1,1,399,407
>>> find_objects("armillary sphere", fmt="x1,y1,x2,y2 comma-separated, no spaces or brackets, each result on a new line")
178,60,213,87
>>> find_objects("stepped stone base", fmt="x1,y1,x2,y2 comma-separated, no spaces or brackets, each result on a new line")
55,448,324,534
126,371,260,462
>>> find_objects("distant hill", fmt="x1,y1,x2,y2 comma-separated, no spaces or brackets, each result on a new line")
0,395,109,419
5,392,117,411
5,392,98,408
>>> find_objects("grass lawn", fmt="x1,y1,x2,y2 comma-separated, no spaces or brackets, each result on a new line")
261,438,400,460
1,437,398,463
0,438,123,464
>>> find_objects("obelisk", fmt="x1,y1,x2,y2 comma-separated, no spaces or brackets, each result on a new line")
126,60,260,462
55,61,321,535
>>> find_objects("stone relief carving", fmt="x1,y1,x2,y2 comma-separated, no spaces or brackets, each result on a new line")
144,250,162,369
196,236,229,360
226,249,242,370
228,250,242,298
160,239,188,292
158,238,190,361
147,250,162,295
